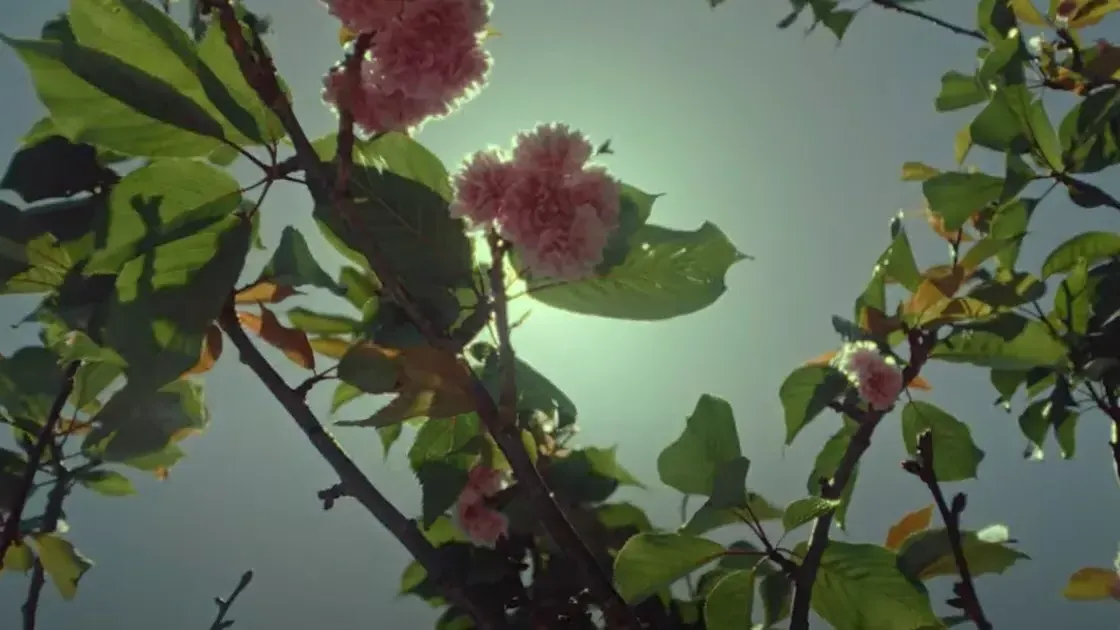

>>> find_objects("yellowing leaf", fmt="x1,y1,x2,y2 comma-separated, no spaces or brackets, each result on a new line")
1010,0,1049,24
1068,0,1120,27
234,279,299,304
924,207,975,243
858,305,902,337
904,265,969,316
183,324,223,377
803,350,839,367
953,125,973,165
909,375,933,391
913,297,994,327
310,336,351,359
152,467,170,481
482,25,502,40
56,417,94,436
338,345,476,427
1063,567,1120,600
339,25,356,47
901,161,940,181
885,505,934,550
237,306,316,370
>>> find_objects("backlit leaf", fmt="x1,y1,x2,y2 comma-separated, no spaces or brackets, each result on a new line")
1063,567,1120,600
182,323,222,377
613,533,725,603
237,305,315,370
885,505,935,551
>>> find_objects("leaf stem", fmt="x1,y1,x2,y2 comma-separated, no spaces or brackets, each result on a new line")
217,302,510,629
0,361,79,568
907,432,992,629
789,329,935,630
22,445,71,630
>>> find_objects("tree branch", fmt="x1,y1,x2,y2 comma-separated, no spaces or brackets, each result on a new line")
0,361,79,567
22,443,71,630
217,303,510,630
789,329,935,630
208,570,255,630
200,1,642,625
906,432,992,630
1084,383,1120,488
870,0,986,41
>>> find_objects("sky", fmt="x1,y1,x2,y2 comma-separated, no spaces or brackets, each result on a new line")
2,0,1120,628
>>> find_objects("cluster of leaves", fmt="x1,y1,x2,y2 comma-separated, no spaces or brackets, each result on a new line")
3,0,1120,628
0,0,747,628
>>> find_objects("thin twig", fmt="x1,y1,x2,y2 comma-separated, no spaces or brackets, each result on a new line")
208,570,255,630
789,329,935,630
200,1,643,625
1085,383,1120,487
870,0,986,41
906,432,992,630
0,361,79,567
216,302,510,629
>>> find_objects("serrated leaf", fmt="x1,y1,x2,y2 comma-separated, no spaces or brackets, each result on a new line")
782,496,840,532
657,394,741,496
780,365,849,445
898,524,1029,580
31,532,94,600
812,542,940,629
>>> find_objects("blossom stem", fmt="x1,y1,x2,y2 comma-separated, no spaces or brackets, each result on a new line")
789,329,935,630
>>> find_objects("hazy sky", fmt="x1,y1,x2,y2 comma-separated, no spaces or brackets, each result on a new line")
1,0,1119,628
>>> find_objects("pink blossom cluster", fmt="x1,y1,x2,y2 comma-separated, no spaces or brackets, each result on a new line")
453,465,509,547
450,123,621,280
320,0,493,134
832,341,904,411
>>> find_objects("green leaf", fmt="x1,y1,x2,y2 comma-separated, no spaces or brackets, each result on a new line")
598,183,660,271
0,346,66,420
1,135,116,203
1054,258,1092,334
923,172,1006,231
287,307,360,335
1027,98,1063,169
596,502,654,533
196,24,284,143
900,401,985,482
76,469,136,496
261,226,341,293
336,343,396,395
1058,86,1120,174
884,229,922,292
987,198,1038,271
330,381,362,415
314,165,474,298
82,379,209,470
86,159,241,274
901,161,940,182
970,86,1032,155
378,424,403,458
67,0,270,146
407,414,481,468
967,271,1045,308
103,213,251,389
704,570,756,630
897,524,1029,580
657,394,741,495
612,533,725,603
2,36,224,157
977,0,1017,41
545,446,636,503
525,221,747,320
935,71,987,112
338,266,380,311
779,365,849,445
782,496,841,532
358,132,453,200
414,456,472,527
31,533,94,600
759,571,792,627
473,343,578,427
931,313,1066,370
809,422,860,529
811,542,940,630
1041,231,1120,279
681,456,783,535
1,541,35,574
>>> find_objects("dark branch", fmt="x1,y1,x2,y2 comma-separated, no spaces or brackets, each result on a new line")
789,330,935,630
217,302,510,629
906,432,992,630
0,361,79,567
870,0,986,41
208,570,255,630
